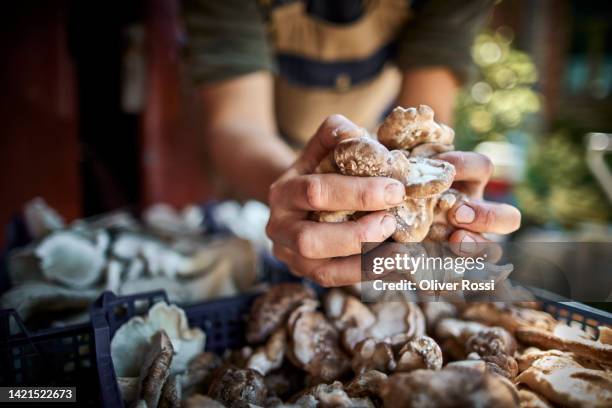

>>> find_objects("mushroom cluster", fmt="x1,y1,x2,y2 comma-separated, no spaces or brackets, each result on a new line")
1,199,258,329
313,105,466,243
113,284,612,407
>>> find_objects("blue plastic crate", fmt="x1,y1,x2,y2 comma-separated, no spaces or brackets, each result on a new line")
91,290,258,408
90,286,612,408
0,309,100,406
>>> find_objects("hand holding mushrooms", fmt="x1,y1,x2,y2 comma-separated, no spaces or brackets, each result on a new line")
266,106,521,286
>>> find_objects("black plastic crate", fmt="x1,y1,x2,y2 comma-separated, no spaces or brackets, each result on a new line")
91,290,258,408
0,309,100,406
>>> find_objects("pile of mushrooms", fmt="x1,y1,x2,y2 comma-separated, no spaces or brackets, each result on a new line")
114,283,612,407
1,199,258,328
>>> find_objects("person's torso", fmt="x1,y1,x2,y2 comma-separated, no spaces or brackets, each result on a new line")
261,0,412,146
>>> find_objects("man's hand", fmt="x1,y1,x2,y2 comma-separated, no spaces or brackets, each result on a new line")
266,115,406,287
437,151,521,252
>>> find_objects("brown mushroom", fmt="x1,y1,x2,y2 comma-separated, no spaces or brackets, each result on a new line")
382,367,519,408
207,366,268,407
158,375,180,408
247,283,316,344
137,330,174,408
461,303,557,334
181,352,222,396
287,306,350,382
515,353,612,408
515,323,612,364
420,301,457,333
396,335,443,372
377,105,455,150
352,339,396,375
247,328,287,376
410,142,454,158
345,370,388,400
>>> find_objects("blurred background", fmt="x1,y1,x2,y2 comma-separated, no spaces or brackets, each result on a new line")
1,0,612,247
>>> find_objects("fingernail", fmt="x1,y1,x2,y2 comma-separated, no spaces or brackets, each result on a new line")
460,234,477,254
381,214,397,236
455,205,475,224
385,182,405,205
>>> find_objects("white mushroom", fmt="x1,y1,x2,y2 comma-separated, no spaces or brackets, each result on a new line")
111,302,205,377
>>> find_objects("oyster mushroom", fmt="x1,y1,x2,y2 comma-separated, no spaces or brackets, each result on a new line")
396,335,443,372
287,305,350,382
35,230,105,288
136,330,174,408
377,105,455,150
352,339,396,375
247,283,317,344
111,302,205,377
0,281,99,324
382,367,519,408
247,328,287,376
23,197,65,239
207,366,268,407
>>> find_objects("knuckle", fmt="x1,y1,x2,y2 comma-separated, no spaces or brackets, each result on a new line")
268,181,282,205
480,154,494,176
265,219,276,239
312,267,334,287
358,186,377,209
304,177,324,209
294,227,315,258
481,207,497,230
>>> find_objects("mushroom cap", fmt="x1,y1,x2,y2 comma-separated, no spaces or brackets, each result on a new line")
352,339,397,375
377,105,455,150
247,283,316,344
396,335,443,372
382,367,519,408
390,198,437,243
287,308,351,382
334,137,393,177
207,366,268,406
401,158,455,198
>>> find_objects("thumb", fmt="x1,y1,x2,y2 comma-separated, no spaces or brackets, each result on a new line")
294,114,365,175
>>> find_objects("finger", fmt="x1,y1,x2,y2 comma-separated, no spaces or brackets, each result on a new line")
272,244,304,277
436,151,493,197
269,173,406,211
448,229,501,262
284,251,363,287
269,211,396,259
449,200,521,234
294,115,365,174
